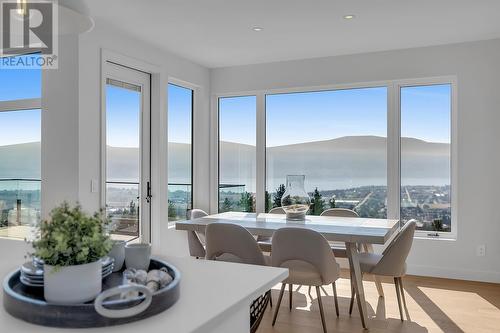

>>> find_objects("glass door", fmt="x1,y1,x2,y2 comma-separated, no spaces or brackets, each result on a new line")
103,62,151,242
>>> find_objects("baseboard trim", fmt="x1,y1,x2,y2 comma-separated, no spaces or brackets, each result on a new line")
407,263,500,284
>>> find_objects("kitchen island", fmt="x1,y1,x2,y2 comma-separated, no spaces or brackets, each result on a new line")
1,250,288,333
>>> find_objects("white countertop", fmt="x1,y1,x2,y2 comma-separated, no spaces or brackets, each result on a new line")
1,255,288,333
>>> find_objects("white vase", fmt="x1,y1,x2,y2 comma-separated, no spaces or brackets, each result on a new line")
44,261,102,304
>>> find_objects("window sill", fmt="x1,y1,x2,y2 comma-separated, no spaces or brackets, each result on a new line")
414,234,456,241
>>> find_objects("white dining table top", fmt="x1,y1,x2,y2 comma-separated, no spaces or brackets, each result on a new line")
176,212,400,245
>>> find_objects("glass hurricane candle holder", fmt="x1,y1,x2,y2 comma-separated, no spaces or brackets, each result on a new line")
281,175,311,221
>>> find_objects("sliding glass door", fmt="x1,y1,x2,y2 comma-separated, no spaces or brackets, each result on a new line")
103,62,151,242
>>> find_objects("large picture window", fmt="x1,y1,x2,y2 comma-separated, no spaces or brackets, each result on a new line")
0,55,42,239
218,96,256,212
168,83,193,221
216,78,456,236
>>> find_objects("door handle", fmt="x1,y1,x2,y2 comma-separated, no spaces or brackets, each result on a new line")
146,181,152,203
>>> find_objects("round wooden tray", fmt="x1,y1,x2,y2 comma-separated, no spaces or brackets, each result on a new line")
3,258,181,328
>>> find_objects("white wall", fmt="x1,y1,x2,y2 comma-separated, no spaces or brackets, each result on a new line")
41,35,80,218
211,39,500,283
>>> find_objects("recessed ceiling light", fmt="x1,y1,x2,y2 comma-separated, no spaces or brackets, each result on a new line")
343,15,355,20
252,27,263,32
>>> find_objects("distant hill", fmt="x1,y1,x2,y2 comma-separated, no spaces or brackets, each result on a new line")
0,142,41,179
0,136,450,190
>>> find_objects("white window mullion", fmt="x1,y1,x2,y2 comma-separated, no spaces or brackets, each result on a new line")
255,93,265,213
387,83,401,223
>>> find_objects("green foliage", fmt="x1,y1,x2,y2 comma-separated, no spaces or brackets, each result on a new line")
311,188,325,215
239,191,254,212
265,191,271,212
31,202,112,268
221,198,232,212
273,184,286,208
432,218,443,232
168,200,177,219
329,196,336,208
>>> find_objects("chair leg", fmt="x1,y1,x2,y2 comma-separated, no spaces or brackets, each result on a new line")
272,283,286,326
397,277,408,310
308,285,312,294
316,286,327,333
349,284,355,315
332,282,339,317
349,271,356,315
394,277,404,321
269,290,273,308
289,283,293,311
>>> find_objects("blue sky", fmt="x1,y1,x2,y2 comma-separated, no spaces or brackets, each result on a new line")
106,83,193,147
0,55,41,102
220,85,451,146
219,96,256,145
0,109,41,146
168,83,192,144
106,85,141,147
0,58,41,146
0,60,450,148
401,84,451,143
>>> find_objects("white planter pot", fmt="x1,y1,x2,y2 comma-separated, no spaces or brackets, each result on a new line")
44,261,102,304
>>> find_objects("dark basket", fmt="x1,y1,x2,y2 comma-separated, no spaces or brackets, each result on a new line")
250,290,271,333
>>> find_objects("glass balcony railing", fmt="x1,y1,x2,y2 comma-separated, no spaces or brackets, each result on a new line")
106,181,193,240
218,184,254,212
168,183,192,222
106,181,140,240
0,179,41,239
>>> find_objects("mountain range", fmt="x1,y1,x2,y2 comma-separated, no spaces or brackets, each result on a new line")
0,136,450,191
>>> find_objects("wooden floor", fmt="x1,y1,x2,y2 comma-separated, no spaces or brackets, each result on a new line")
257,270,500,333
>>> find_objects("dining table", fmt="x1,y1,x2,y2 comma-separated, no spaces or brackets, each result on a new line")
176,211,400,329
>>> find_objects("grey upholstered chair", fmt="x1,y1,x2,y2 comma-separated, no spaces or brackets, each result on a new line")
205,222,269,266
205,223,272,332
350,220,417,321
320,208,361,257
186,209,208,258
271,227,340,333
268,207,286,214
256,206,286,252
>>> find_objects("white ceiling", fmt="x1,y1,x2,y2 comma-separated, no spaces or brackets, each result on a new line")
66,0,500,68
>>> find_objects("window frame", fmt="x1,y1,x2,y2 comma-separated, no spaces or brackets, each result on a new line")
217,94,258,213
0,54,42,240
212,76,457,239
394,77,458,239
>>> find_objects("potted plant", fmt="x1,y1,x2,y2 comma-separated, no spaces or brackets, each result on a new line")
31,202,112,304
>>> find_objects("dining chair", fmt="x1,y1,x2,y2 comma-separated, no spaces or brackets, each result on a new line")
271,227,340,333
205,223,272,333
186,209,208,259
268,207,286,214
320,208,362,257
349,220,416,321
320,208,372,301
256,206,286,252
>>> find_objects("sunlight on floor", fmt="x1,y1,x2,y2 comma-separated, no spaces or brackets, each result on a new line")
262,273,500,333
